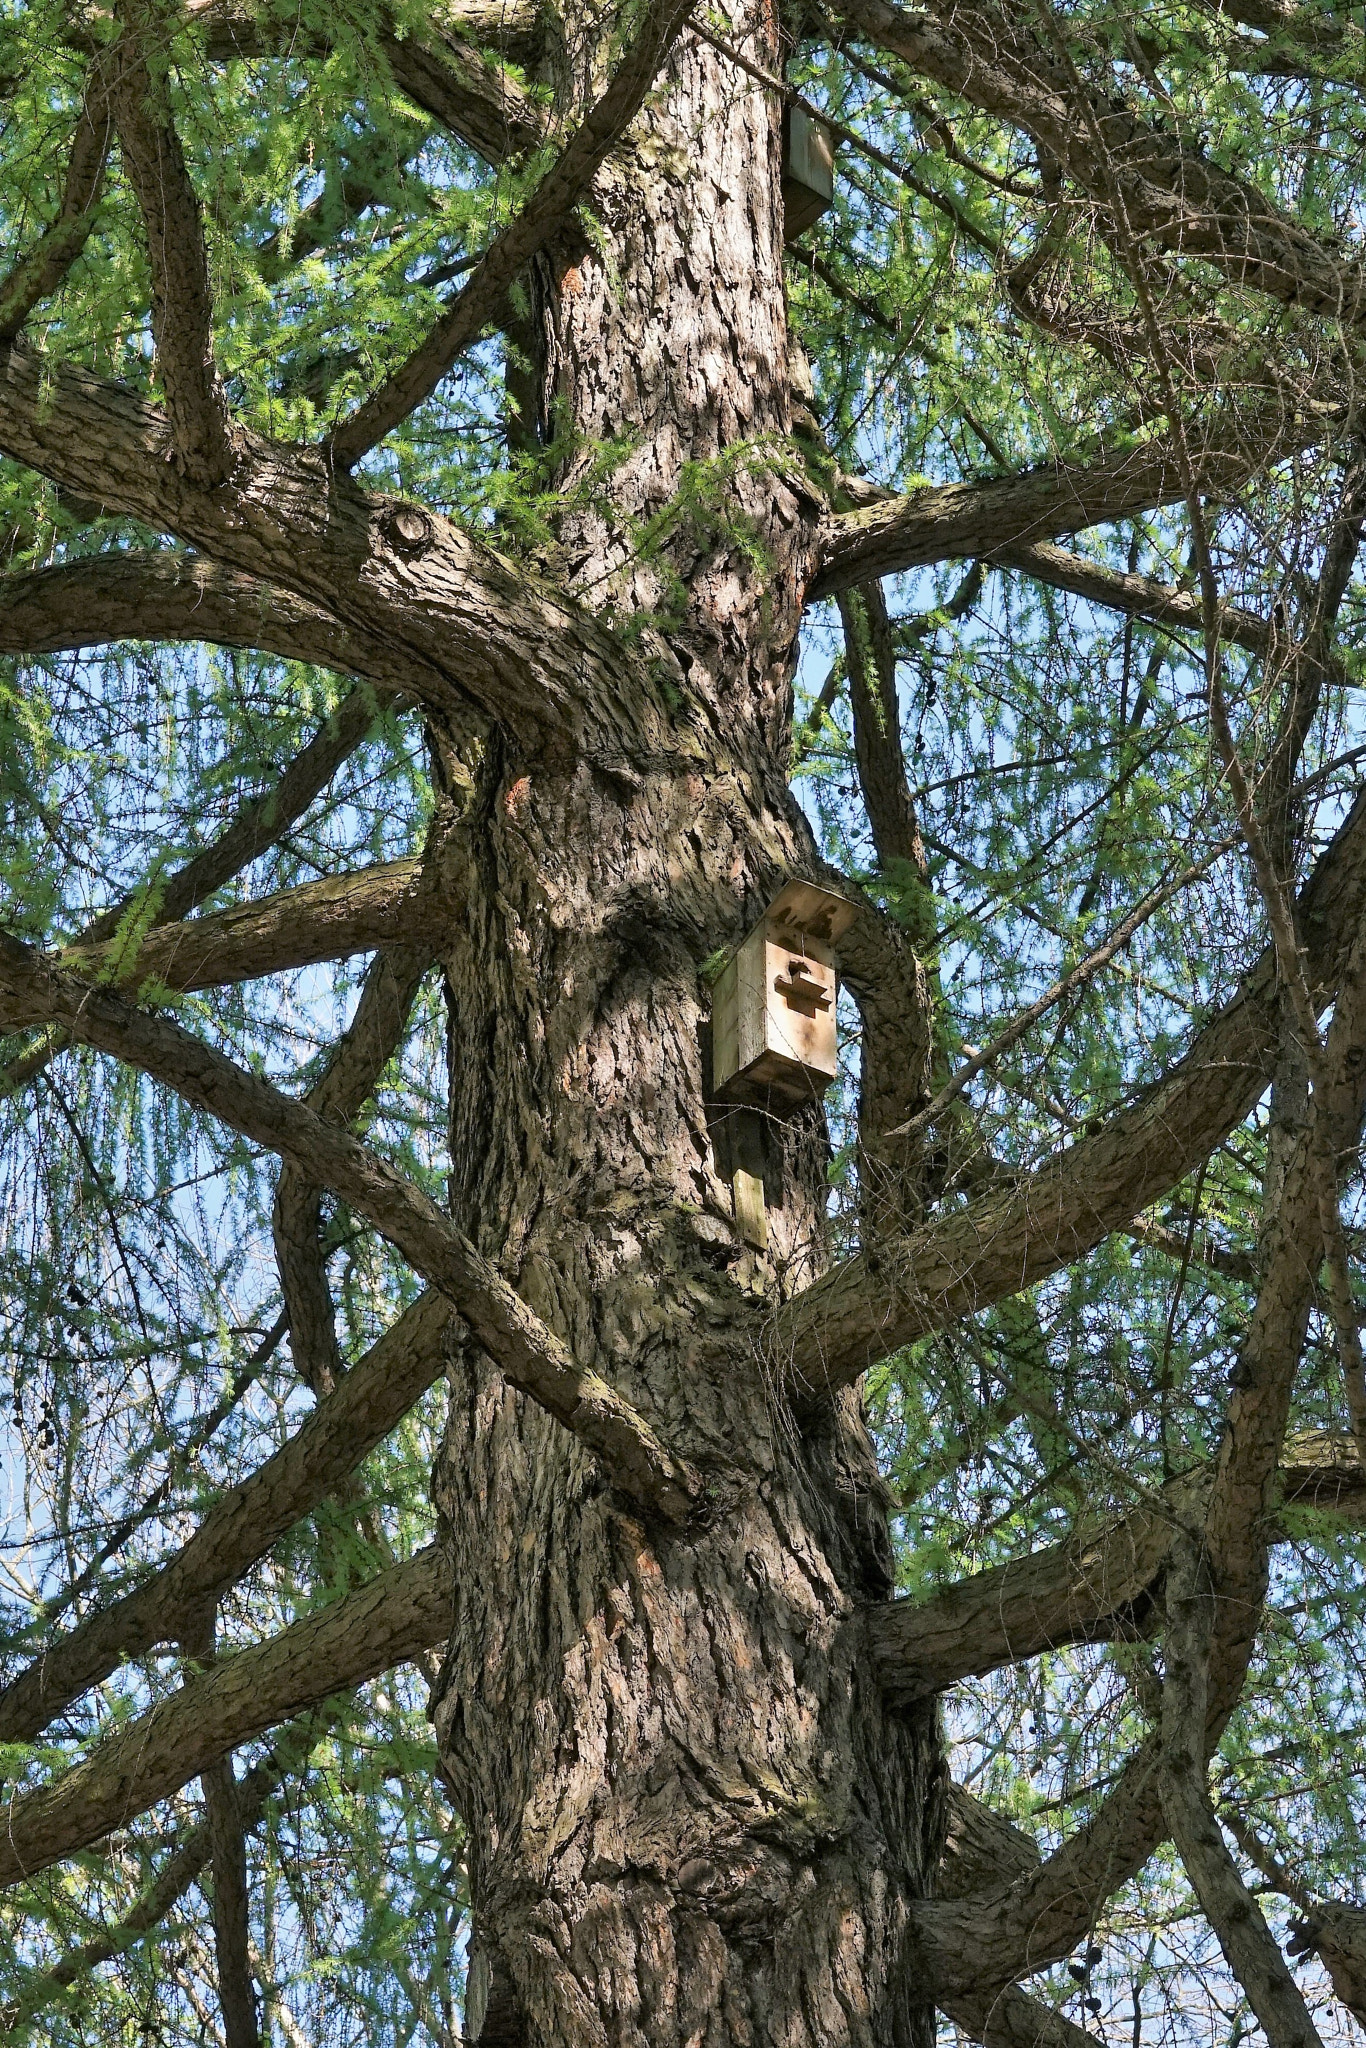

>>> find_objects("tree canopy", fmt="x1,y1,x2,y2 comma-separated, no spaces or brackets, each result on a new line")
2,0,1366,2042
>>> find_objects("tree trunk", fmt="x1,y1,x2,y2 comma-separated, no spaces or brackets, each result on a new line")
430,11,944,2040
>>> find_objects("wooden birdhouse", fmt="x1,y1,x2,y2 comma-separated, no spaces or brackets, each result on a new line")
711,881,856,1109
781,106,835,244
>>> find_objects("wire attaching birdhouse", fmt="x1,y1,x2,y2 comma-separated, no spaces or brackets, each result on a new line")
781,106,835,244
711,880,857,1109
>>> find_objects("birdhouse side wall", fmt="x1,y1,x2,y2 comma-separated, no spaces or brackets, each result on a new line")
711,926,771,1097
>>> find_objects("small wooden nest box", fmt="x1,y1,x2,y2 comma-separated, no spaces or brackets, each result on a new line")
711,881,856,1108
782,106,835,244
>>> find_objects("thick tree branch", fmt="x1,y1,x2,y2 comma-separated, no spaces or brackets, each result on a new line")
275,946,434,1394
774,785,1366,1398
108,7,236,488
838,579,928,884
0,68,113,340
193,0,546,163
0,552,407,691
0,1547,453,1889
992,541,1277,660
866,1473,1202,1703
1216,0,1361,64
202,1751,260,2047
862,1433,1366,1706
1216,813,1366,1478
64,856,440,992
380,15,545,162
1280,1429,1366,1521
940,1985,1103,2048
913,1738,1167,1997
0,938,700,1521
837,579,937,1224
920,1790,1114,2042
838,901,935,1199
825,568,987,1219
1225,1823,1366,2033
902,953,1366,2000
3,1705,341,2026
190,0,541,54
832,0,1366,329
0,1291,451,1746
934,1798,1103,2048
1258,454,1366,874
810,414,1314,597
937,1782,1041,1898
1161,1,1365,82
1201,929,1366,1717
1157,1531,1325,2048
83,681,399,944
0,344,645,752
1288,1905,1366,2028
328,0,697,464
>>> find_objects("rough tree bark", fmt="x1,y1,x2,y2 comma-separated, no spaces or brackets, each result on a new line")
425,10,944,2040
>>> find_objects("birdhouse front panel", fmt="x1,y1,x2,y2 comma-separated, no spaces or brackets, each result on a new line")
711,899,844,1108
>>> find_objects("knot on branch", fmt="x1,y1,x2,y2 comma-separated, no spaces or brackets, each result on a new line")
379,502,435,557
